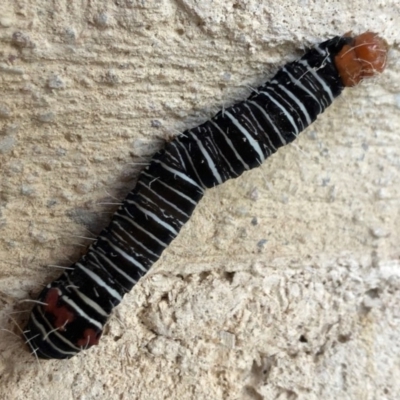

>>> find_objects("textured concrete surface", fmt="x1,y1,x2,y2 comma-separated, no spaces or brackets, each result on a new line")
0,1,399,399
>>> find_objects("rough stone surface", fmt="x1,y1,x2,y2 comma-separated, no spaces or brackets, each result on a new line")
0,1,399,399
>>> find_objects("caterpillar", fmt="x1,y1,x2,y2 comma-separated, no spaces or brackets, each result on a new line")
24,32,388,359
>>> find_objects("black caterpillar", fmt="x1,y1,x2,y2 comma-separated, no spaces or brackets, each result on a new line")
24,32,388,359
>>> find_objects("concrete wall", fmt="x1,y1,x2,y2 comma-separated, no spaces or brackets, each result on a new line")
0,1,399,399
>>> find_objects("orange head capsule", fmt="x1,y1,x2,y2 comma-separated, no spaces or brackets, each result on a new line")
334,32,388,87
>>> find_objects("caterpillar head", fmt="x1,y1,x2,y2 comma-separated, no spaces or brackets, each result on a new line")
335,32,388,87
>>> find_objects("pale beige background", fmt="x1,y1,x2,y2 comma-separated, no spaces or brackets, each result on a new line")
0,1,399,399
